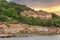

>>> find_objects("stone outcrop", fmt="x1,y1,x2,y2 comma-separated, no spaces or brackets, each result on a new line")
0,23,58,35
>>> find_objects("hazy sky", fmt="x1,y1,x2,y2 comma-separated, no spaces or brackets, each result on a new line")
7,0,60,15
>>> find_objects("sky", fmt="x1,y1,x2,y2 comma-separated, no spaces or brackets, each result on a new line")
7,0,60,15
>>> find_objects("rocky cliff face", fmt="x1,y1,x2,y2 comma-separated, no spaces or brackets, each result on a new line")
0,23,58,35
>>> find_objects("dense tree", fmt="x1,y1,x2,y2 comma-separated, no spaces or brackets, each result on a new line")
0,0,32,20
51,13,60,18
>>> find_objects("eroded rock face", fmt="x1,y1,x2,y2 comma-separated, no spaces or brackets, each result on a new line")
0,23,58,35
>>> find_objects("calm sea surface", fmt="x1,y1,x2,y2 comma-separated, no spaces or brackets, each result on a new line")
0,35,60,40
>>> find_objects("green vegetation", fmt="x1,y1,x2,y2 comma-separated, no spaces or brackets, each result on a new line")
18,15,60,27
0,0,60,27
0,0,32,21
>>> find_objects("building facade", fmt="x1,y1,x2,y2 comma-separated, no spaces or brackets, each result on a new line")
21,10,52,19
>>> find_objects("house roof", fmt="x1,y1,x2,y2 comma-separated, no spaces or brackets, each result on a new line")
36,11,51,16
22,10,51,16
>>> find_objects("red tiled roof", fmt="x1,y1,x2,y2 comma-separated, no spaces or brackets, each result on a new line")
22,10,51,15
36,11,51,16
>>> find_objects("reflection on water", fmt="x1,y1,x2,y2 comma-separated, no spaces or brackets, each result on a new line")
0,35,60,40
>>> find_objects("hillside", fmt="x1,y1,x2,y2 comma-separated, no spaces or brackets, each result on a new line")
0,0,60,27
0,0,33,21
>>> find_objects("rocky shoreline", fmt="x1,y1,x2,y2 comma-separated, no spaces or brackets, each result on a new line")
0,33,59,38
0,23,60,38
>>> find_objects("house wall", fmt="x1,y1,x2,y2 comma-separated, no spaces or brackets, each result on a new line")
45,15,52,19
